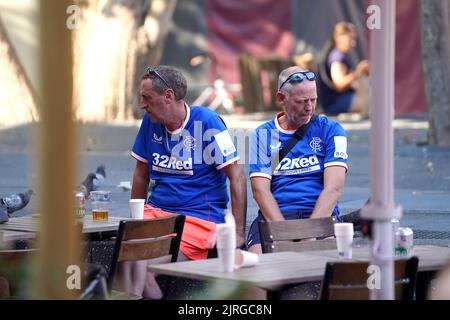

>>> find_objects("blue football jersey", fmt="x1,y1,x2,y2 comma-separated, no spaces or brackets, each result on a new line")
131,105,240,223
249,113,348,216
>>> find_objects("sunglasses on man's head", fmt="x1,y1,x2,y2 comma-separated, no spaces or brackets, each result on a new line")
144,67,171,89
278,71,316,90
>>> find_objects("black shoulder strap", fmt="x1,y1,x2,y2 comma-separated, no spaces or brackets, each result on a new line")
279,114,318,161
316,40,335,90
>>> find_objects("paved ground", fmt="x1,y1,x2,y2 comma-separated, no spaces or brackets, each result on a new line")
1,113,450,245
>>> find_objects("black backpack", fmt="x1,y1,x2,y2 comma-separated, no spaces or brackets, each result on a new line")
315,39,335,91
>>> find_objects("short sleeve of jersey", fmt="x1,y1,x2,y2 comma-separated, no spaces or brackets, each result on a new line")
249,127,273,180
206,114,240,170
324,121,348,171
131,113,149,163
327,49,345,66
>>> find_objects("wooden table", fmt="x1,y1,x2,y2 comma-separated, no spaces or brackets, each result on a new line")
148,245,450,298
0,230,35,243
0,215,128,234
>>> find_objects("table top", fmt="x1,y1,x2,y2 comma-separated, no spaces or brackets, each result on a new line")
148,245,450,291
0,215,128,234
0,229,35,243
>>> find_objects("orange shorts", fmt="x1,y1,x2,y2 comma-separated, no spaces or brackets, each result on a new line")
144,205,217,260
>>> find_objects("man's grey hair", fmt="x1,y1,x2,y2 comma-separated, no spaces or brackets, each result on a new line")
278,67,313,94
142,65,187,100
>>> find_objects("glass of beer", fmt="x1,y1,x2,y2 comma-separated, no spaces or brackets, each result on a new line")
89,191,111,221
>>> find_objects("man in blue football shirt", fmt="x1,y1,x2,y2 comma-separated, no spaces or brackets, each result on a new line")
247,66,348,256
121,65,246,298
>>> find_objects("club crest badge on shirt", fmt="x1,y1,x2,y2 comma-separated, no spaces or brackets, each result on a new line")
183,135,197,151
310,137,323,153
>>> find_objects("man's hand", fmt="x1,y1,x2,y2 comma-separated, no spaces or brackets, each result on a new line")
355,60,370,78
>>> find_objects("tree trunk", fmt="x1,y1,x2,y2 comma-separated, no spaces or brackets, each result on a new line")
419,0,450,146
131,0,178,118
72,0,177,122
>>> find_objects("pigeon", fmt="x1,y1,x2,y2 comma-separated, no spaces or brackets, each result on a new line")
0,189,34,217
79,165,106,198
1,204,8,223
117,181,132,191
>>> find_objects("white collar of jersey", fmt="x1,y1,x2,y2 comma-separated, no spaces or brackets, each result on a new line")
275,112,297,134
166,103,190,135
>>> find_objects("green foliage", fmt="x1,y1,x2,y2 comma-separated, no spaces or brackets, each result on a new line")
0,252,37,299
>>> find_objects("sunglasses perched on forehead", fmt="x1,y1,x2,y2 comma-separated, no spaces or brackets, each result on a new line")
144,67,171,89
278,71,316,90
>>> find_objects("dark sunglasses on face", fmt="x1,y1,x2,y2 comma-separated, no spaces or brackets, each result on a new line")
278,71,316,90
144,67,171,89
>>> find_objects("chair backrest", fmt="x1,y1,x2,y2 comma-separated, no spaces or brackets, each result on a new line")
258,217,338,253
107,215,185,289
320,256,419,300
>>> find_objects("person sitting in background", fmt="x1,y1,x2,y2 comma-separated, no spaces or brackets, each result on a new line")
317,22,370,117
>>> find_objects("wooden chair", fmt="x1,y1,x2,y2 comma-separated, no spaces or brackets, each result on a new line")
107,215,185,299
259,216,338,253
320,256,419,300
258,217,338,300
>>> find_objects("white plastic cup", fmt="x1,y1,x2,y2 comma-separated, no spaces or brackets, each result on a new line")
234,249,259,269
334,223,354,259
216,222,236,273
217,247,235,273
129,199,145,219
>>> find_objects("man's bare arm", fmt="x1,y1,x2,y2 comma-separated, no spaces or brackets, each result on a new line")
131,160,150,200
310,166,346,219
250,177,284,221
221,162,247,248
330,62,356,92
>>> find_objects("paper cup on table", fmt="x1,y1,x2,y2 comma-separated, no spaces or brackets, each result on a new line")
334,223,354,259
216,221,236,273
234,249,259,269
129,199,145,219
